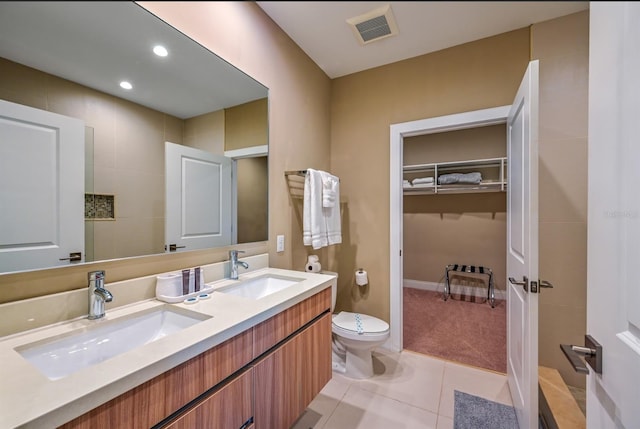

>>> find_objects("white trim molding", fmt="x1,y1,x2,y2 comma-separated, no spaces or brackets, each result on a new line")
224,144,268,159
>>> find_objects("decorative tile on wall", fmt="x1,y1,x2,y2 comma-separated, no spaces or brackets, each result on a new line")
85,194,115,220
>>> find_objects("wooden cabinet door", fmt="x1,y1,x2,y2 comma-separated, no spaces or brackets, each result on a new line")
300,313,332,408
254,334,301,429
254,313,332,429
163,368,253,429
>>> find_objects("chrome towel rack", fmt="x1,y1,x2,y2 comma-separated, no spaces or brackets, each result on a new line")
284,170,308,178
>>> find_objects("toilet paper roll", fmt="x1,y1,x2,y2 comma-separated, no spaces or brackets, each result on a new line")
306,262,321,273
307,255,319,263
355,269,368,286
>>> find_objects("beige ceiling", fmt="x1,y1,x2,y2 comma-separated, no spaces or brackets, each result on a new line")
256,1,589,79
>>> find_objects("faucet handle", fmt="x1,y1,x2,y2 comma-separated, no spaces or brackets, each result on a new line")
88,270,105,281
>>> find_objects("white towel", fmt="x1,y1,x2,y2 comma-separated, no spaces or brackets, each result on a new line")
412,177,434,185
403,179,413,188
411,183,433,189
321,171,339,208
303,169,342,249
322,171,342,246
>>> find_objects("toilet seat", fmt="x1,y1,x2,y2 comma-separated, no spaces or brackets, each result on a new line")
332,311,389,341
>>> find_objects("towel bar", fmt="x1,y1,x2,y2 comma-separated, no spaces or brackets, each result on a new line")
284,170,340,181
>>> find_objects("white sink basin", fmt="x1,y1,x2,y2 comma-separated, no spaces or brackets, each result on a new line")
16,306,210,380
219,274,304,300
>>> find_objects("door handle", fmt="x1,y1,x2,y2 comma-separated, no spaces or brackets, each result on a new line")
560,335,602,374
59,252,82,262
508,276,528,292
539,280,554,289
166,244,186,252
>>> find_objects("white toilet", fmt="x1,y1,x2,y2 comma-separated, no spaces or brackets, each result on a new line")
324,271,390,379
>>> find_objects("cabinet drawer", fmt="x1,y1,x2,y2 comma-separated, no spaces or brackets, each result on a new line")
252,287,331,358
162,368,253,429
253,312,332,429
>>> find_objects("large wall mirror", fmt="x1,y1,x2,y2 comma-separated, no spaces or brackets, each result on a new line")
0,2,269,274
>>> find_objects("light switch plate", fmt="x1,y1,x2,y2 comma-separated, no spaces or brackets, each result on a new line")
276,235,285,252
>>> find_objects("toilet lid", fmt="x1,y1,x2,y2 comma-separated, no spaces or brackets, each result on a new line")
332,311,389,334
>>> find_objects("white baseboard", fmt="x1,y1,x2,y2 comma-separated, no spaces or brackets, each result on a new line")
403,278,506,301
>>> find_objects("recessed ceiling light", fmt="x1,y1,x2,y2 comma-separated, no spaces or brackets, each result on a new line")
153,45,168,57
119,81,133,90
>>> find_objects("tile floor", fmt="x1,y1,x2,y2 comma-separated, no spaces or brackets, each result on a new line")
292,348,513,429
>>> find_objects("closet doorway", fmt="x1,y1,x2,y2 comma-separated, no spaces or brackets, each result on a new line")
404,125,507,372
389,106,511,373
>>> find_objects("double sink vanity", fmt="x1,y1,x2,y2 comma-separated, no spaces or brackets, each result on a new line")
0,254,334,428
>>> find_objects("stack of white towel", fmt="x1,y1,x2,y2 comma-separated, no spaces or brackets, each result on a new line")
303,169,342,250
403,177,434,189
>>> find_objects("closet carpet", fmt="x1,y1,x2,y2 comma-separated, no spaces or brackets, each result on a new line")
403,287,507,373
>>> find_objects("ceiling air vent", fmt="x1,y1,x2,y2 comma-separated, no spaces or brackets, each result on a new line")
347,4,398,45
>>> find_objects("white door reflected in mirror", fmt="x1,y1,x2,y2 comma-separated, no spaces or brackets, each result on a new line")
0,99,85,272
165,142,233,253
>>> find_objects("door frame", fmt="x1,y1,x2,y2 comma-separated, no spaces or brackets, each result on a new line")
388,105,511,352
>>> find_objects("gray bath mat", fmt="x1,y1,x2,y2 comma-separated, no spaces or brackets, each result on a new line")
453,390,519,429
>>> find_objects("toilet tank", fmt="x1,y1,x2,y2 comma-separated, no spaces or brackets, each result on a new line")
320,271,338,312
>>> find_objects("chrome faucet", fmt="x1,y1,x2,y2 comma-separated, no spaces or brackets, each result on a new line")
229,250,249,280
88,270,113,319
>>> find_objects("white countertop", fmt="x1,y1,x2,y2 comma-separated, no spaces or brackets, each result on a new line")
0,267,335,429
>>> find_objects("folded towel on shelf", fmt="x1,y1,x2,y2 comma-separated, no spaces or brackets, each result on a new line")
438,172,482,185
412,183,433,189
303,169,342,250
403,179,413,188
412,177,434,185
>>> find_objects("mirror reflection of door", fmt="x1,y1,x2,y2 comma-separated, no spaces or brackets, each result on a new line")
0,100,85,272
165,142,232,252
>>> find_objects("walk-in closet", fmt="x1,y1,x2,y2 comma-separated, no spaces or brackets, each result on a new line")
402,123,507,373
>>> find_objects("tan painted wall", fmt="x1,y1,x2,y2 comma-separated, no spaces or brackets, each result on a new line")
532,11,589,389
225,98,268,151
330,28,530,320
237,156,269,243
183,109,225,155
225,98,269,244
